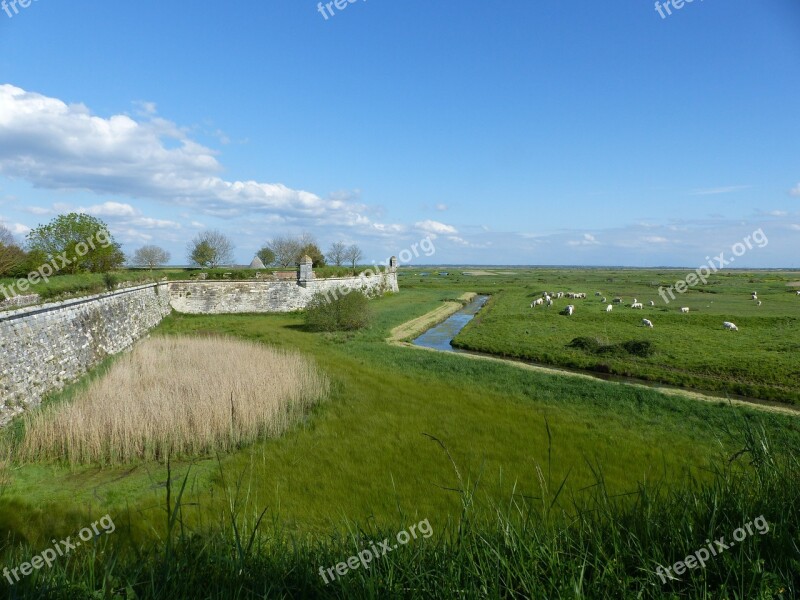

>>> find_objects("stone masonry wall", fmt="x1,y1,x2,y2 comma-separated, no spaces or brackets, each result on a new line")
168,271,399,314
0,283,172,424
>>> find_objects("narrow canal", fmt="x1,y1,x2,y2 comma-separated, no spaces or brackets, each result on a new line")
412,295,489,352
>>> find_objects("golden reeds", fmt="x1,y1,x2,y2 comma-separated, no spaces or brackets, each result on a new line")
19,336,330,465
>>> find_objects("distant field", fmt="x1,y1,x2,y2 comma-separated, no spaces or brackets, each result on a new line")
403,268,800,403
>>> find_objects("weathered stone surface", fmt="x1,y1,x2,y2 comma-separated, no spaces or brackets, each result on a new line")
0,283,171,425
169,272,398,314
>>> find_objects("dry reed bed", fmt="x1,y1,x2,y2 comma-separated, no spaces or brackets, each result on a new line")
19,336,330,465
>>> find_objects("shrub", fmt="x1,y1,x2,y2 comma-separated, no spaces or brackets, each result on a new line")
304,289,372,332
567,337,656,358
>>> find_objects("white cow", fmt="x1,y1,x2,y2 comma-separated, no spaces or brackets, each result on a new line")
649,300,655,307
642,318,654,328
723,321,739,331
631,302,644,309
632,298,638,304
680,307,690,313
601,297,607,303
595,292,602,296
757,301,762,307
606,305,613,313
565,305,575,316
546,298,553,307
796,291,800,296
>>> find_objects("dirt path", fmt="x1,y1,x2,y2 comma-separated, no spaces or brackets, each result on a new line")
388,296,800,418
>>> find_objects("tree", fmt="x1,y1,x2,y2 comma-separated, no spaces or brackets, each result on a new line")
326,241,347,267
268,235,302,268
187,230,234,268
256,246,276,267
132,245,170,269
26,213,125,274
344,244,363,271
0,224,25,277
299,242,326,267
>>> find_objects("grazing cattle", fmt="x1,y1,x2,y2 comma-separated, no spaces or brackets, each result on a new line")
632,298,638,304
723,321,739,331
796,291,800,296
606,305,613,313
613,298,623,304
601,297,607,303
680,307,690,313
642,319,654,328
649,300,655,307
531,298,544,308
757,301,762,307
546,298,553,307
631,302,644,309
595,292,602,296
565,305,575,316
751,293,758,300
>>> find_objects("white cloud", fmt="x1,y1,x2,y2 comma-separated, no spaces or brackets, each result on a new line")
0,218,30,236
82,201,137,217
567,233,600,246
0,84,398,232
789,224,800,231
643,236,669,243
414,220,458,236
791,183,800,197
435,203,448,211
690,185,751,196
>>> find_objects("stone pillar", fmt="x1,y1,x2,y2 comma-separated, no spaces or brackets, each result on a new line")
389,256,398,272
298,255,314,286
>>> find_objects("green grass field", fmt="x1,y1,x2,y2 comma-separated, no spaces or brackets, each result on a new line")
438,268,800,403
0,268,798,597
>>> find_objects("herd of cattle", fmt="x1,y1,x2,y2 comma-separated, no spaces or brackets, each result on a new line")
524,289,786,332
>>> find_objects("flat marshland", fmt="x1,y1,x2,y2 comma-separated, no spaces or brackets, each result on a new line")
0,268,798,598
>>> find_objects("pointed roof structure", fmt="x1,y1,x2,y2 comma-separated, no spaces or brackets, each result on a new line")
249,256,266,269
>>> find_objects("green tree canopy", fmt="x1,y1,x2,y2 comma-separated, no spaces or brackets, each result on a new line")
26,213,125,274
256,246,276,267
299,243,326,267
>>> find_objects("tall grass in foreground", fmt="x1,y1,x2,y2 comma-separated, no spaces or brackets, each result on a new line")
3,416,798,599
17,336,329,465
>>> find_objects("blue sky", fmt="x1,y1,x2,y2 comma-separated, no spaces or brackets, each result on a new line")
1,0,799,267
